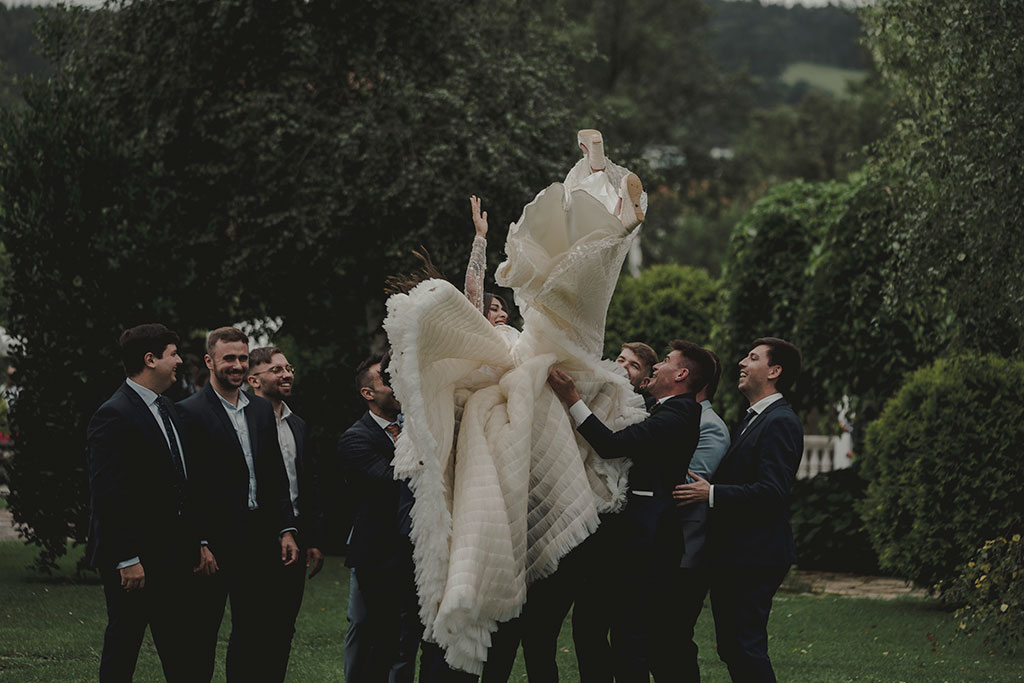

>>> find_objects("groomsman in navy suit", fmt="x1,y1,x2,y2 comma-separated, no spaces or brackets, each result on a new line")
547,339,714,683
675,337,804,683
669,349,731,681
339,354,421,683
247,345,325,679
86,323,199,682
176,326,299,682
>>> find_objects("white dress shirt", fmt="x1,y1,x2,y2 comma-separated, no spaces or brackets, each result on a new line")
275,402,301,518
216,389,258,510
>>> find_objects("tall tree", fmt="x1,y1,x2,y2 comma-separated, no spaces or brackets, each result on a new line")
0,0,585,569
863,0,1024,355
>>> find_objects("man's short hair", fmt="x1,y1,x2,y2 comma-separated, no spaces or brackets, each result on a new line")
621,342,657,377
752,337,802,393
668,339,715,394
354,354,383,396
206,326,248,354
119,324,179,376
248,346,282,372
379,349,394,389
703,348,722,401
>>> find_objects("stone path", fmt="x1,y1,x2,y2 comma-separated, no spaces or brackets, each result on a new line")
783,568,927,600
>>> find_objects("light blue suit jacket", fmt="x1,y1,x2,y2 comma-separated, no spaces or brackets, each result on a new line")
678,400,730,568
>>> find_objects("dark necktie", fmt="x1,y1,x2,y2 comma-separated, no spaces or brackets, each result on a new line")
156,398,187,485
385,422,402,441
737,408,757,436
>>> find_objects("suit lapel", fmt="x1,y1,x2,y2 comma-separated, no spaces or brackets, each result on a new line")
719,398,790,467
203,384,246,459
244,396,260,457
361,411,395,455
286,415,305,475
118,382,172,460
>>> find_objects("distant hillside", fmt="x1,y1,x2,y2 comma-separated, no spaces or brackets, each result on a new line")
705,0,866,78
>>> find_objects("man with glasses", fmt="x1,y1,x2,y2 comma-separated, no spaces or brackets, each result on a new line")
176,326,299,682
248,346,325,679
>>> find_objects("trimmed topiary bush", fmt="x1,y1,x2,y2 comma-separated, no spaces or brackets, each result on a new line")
946,534,1024,653
859,355,1024,590
791,468,881,575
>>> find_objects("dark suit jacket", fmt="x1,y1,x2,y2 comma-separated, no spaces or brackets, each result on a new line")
175,383,294,554
577,393,702,567
338,410,409,570
86,381,197,570
282,412,325,549
710,397,803,567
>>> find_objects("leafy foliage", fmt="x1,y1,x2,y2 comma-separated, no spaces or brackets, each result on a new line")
0,0,585,569
603,264,717,359
946,534,1024,653
712,179,839,421
859,355,1024,590
863,0,1024,356
796,172,946,421
790,468,880,575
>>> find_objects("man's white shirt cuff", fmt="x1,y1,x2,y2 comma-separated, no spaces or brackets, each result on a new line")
116,556,141,570
569,399,592,426
709,485,715,508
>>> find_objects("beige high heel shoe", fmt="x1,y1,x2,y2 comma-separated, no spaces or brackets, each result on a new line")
618,172,645,230
577,129,607,172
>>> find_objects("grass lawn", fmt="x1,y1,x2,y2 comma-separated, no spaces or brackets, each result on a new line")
1,541,1021,682
780,61,867,98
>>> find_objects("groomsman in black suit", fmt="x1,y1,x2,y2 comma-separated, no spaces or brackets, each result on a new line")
547,339,714,683
176,326,299,682
86,323,199,682
675,337,803,683
339,354,421,683
247,345,325,679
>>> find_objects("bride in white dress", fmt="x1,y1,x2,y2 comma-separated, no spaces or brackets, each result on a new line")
383,130,648,674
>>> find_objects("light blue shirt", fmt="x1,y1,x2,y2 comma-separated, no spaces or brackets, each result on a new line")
216,389,258,510
689,400,730,481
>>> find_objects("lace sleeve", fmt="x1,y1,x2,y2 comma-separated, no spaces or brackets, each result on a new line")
464,235,487,314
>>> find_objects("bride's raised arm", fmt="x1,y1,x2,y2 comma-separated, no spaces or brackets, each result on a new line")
464,195,489,314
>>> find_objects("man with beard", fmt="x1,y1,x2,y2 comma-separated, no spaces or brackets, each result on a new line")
247,345,324,679
176,326,299,682
339,354,424,683
86,324,199,681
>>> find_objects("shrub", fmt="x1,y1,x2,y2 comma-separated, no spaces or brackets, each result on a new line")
859,355,1024,590
604,264,717,358
790,468,881,575
946,534,1024,653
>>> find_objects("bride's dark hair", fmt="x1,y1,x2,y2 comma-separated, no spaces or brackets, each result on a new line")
483,292,508,314
384,248,446,296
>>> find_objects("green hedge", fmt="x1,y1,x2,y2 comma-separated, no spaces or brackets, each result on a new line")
859,355,1024,590
946,534,1024,653
604,264,717,358
790,468,881,575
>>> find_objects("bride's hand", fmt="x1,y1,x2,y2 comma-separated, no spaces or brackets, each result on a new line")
470,195,488,238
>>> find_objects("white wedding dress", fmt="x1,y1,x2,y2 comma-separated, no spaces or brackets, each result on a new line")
383,157,648,674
